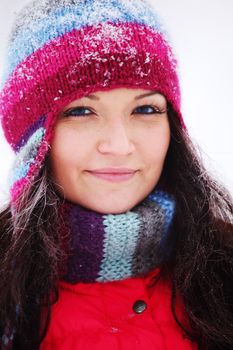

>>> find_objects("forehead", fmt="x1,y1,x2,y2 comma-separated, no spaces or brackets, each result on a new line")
89,89,163,98
77,88,167,101
62,88,168,110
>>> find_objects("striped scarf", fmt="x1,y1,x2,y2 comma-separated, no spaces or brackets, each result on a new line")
60,189,176,284
1,188,176,349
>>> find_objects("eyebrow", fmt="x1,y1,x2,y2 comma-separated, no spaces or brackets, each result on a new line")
84,91,160,100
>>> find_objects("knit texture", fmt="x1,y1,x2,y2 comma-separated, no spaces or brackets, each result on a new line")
0,0,183,210
1,188,176,348
60,189,176,283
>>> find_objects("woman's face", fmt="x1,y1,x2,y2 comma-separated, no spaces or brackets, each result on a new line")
50,88,170,214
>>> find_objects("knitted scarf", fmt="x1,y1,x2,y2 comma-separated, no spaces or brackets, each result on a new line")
59,188,176,284
1,188,176,349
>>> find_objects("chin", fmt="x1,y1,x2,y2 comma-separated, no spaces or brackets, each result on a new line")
88,202,135,215
94,203,136,214
67,190,142,214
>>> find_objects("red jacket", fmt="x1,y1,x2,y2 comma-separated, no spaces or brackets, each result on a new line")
40,268,198,349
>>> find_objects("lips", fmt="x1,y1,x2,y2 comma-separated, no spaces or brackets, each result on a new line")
86,168,137,182
88,168,136,174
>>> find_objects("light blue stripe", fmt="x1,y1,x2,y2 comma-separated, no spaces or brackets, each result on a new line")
8,127,45,185
149,190,176,234
97,211,141,282
2,0,167,85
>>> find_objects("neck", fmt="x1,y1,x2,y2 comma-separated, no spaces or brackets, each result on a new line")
58,188,176,284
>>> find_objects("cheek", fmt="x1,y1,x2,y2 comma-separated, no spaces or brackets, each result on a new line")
50,127,83,174
54,123,87,150
142,126,170,166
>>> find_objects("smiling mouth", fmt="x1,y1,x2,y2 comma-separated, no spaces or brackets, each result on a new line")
86,170,137,182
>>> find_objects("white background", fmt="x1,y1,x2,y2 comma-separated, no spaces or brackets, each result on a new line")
0,0,233,205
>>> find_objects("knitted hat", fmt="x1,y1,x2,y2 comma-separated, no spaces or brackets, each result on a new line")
0,0,183,208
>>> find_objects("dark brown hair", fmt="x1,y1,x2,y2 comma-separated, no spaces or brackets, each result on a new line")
0,106,232,349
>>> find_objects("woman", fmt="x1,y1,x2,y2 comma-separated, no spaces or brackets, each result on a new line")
0,0,232,349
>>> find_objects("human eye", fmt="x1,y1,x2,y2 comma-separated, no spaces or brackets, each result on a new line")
133,105,167,115
62,106,93,117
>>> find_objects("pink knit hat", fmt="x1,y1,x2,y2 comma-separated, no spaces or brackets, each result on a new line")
0,0,183,208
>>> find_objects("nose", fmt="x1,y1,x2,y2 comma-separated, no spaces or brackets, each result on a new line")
97,119,135,155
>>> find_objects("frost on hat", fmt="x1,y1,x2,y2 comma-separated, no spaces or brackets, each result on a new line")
0,0,183,207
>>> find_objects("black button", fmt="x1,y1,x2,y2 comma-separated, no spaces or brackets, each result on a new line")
132,300,147,314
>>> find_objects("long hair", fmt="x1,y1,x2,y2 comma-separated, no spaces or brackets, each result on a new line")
0,106,232,349
164,107,233,349
0,161,69,349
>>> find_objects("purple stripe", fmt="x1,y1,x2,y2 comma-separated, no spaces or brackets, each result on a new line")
65,204,105,283
15,115,46,152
